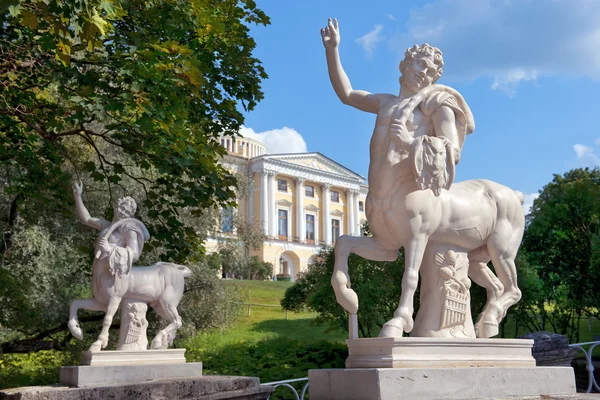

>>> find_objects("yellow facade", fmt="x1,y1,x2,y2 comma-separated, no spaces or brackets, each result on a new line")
208,135,369,281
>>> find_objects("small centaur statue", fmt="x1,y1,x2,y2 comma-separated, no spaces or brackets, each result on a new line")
68,182,191,351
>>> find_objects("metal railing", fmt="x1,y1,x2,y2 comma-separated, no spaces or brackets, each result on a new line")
570,340,600,393
261,377,308,400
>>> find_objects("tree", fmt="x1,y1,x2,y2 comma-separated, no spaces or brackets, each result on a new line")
0,0,269,349
0,0,269,260
522,168,600,342
282,246,406,338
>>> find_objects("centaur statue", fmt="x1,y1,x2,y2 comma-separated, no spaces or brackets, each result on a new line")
68,182,191,351
321,18,524,338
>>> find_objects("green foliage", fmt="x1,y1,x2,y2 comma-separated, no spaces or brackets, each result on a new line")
522,168,600,342
0,0,270,260
0,350,77,389
282,247,406,338
188,338,346,400
0,224,91,335
167,262,244,339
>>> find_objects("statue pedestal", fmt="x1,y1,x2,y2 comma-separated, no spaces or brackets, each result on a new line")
345,337,535,368
80,349,186,366
309,366,576,400
60,349,192,387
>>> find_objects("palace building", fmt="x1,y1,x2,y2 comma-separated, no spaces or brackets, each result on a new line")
207,134,368,281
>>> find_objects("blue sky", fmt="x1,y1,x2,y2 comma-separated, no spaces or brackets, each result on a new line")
240,0,600,213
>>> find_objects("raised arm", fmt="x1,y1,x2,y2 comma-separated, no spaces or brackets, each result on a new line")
321,18,381,114
72,182,110,231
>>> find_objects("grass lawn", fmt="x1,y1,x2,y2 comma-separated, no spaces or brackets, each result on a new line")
182,280,345,357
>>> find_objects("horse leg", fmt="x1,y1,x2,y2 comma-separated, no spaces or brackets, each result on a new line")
151,300,183,350
379,234,428,337
68,298,106,340
89,296,122,352
481,229,522,338
467,246,504,338
332,235,398,314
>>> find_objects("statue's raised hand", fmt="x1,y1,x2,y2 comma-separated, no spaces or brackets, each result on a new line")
321,18,340,49
73,181,83,198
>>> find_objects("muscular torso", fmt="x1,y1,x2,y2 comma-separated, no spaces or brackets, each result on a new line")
367,95,434,204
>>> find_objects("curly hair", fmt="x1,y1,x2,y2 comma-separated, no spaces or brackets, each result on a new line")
117,196,137,218
399,43,444,84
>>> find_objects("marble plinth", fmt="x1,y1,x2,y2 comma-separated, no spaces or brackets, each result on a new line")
60,362,202,388
345,337,536,368
81,348,186,366
309,367,576,400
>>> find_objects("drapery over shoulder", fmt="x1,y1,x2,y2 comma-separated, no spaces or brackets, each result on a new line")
101,218,150,277
417,85,475,150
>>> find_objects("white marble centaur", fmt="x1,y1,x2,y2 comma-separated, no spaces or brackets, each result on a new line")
322,18,524,339
68,182,191,351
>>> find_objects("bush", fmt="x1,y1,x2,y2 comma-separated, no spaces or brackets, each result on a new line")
187,338,347,400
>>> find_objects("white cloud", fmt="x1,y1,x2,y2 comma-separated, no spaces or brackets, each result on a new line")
386,14,397,21
356,24,384,58
389,0,600,93
240,126,307,154
574,143,600,165
522,192,540,216
490,68,538,96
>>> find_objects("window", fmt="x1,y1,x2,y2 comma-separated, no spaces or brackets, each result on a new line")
359,201,364,212
306,214,315,243
332,219,340,243
278,179,287,192
278,209,288,239
331,190,340,203
305,185,314,197
220,207,233,233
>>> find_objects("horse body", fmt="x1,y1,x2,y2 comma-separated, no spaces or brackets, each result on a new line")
69,225,191,351
334,138,524,338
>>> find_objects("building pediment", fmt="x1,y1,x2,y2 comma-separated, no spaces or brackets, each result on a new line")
304,204,319,212
249,152,366,190
330,209,344,217
276,199,293,207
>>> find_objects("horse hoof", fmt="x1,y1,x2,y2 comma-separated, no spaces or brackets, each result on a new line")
89,341,103,352
67,320,83,340
476,321,499,338
379,317,409,338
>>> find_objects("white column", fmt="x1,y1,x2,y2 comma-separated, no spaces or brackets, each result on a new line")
261,172,268,234
296,177,304,242
346,189,355,236
354,192,361,235
322,184,331,245
248,172,254,222
232,139,237,154
269,172,277,237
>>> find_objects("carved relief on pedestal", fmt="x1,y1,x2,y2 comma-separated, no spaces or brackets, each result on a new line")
117,300,149,351
436,250,471,338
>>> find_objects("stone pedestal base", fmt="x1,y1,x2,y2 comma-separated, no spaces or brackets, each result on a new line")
80,348,186,366
60,362,203,388
1,376,274,400
309,367,576,400
346,337,536,368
